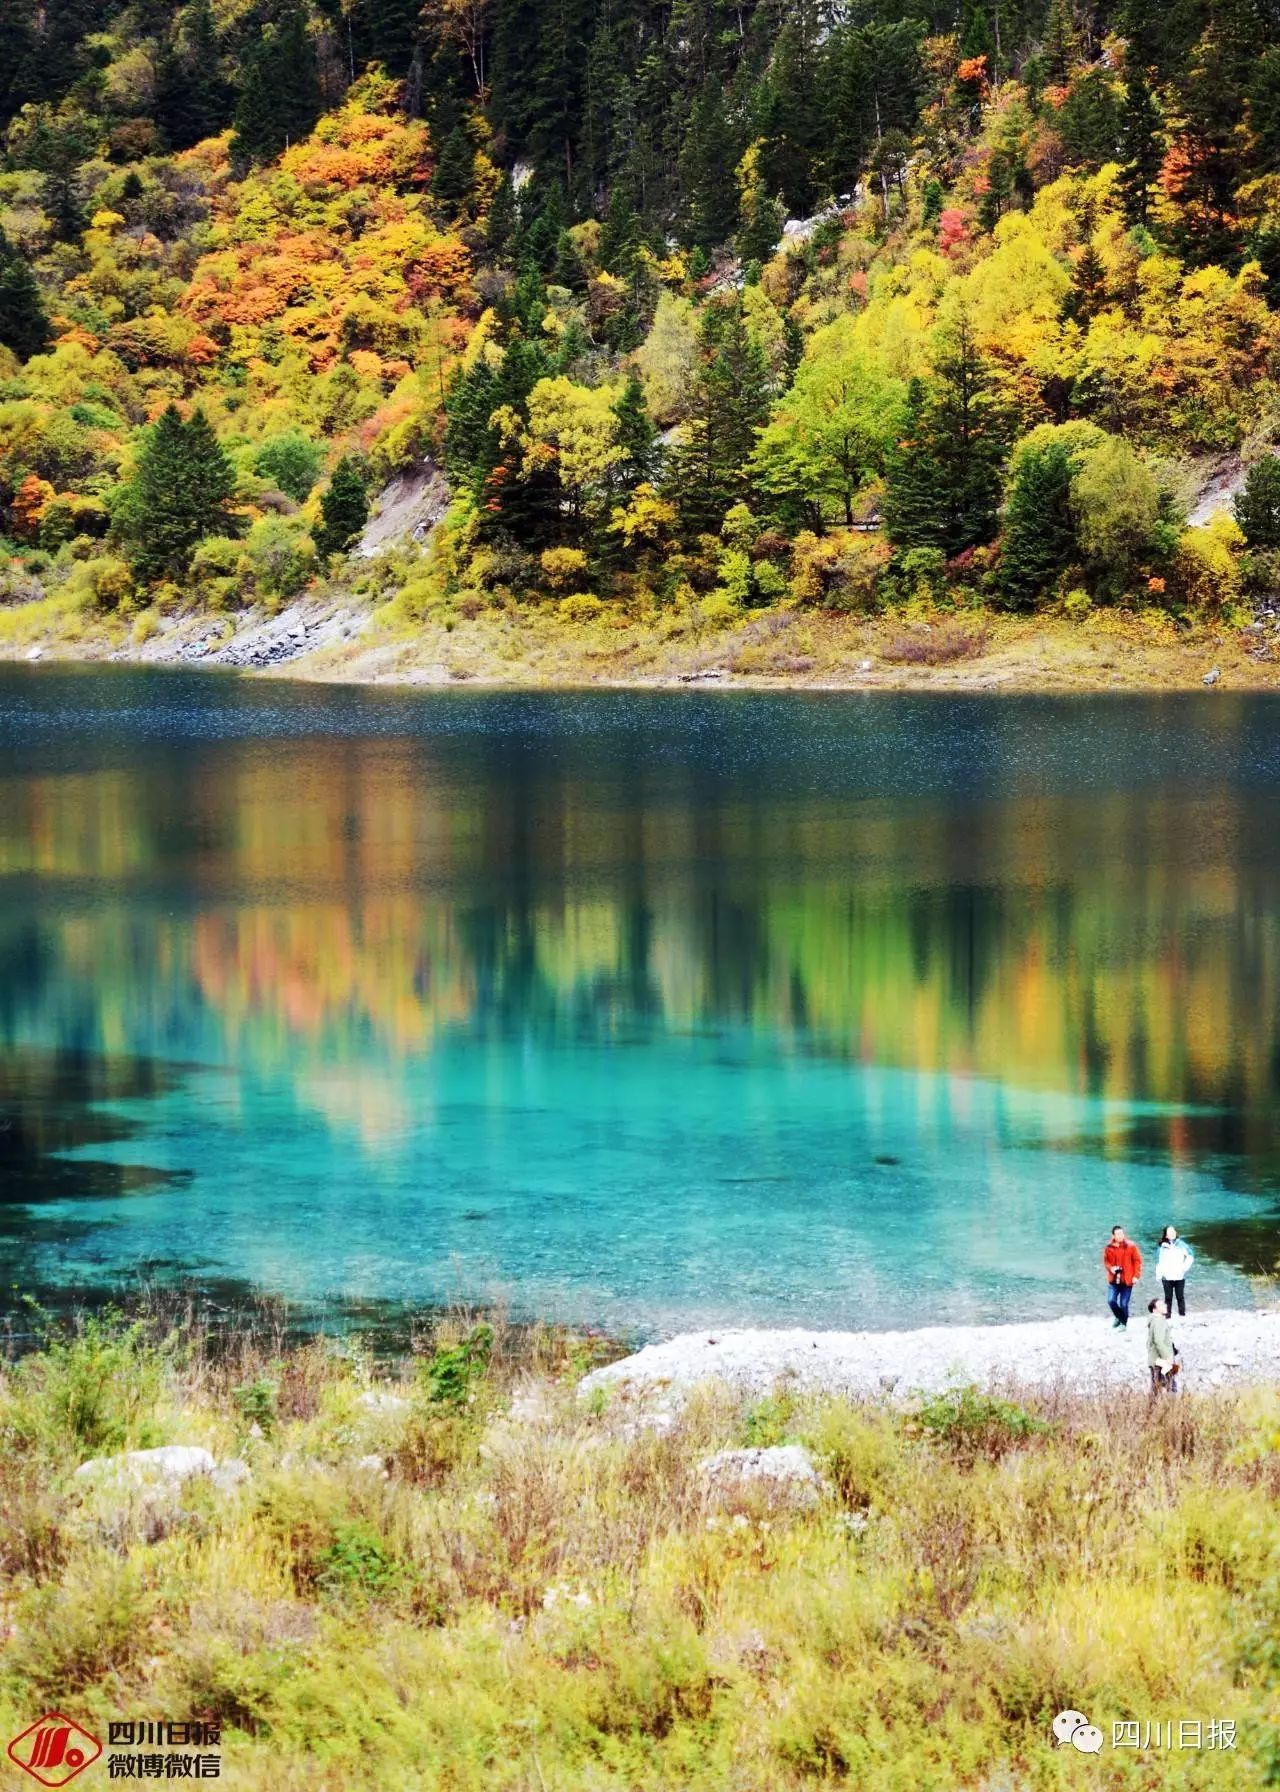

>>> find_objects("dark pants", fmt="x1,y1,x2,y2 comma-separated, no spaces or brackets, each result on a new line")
1108,1280,1133,1325
1150,1364,1178,1396
1162,1278,1186,1317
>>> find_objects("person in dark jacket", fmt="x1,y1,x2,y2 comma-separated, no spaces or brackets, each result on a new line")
1103,1225,1142,1328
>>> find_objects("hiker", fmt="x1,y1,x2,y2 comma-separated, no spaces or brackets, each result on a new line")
1156,1225,1194,1317
1146,1298,1180,1395
1103,1225,1142,1328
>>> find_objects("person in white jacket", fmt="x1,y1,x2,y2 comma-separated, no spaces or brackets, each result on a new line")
1156,1227,1194,1316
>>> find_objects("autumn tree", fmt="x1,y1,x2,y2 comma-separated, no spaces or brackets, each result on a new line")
752,317,905,529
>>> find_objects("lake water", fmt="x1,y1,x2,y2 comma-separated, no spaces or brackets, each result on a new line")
2,666,1279,1338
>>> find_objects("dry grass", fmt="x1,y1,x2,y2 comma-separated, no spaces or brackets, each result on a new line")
881,622,991,665
0,1309,1277,1788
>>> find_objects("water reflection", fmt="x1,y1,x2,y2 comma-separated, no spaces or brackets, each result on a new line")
1,673,1278,1328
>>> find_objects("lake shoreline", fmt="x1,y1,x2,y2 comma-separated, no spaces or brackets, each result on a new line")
583,1307,1280,1405
5,590,1279,692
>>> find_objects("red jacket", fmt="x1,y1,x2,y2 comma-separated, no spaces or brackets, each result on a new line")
1103,1240,1142,1286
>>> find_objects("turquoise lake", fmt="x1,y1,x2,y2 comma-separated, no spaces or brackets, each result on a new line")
2,667,1279,1338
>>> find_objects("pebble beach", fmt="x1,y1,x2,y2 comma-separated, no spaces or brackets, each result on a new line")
583,1307,1280,1403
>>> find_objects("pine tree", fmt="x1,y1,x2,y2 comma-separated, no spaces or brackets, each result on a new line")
611,375,658,493
316,455,370,556
1117,65,1163,226
361,0,421,74
998,441,1077,608
678,93,738,252
883,317,1005,557
0,224,49,360
486,176,516,256
670,301,770,535
118,405,238,578
1044,0,1082,84
155,0,231,150
230,6,321,172
1233,456,1280,549
432,127,476,214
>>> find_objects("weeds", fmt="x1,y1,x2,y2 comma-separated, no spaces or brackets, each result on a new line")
0,1311,1275,1789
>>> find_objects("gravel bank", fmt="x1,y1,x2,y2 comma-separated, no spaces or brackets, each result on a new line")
582,1308,1280,1404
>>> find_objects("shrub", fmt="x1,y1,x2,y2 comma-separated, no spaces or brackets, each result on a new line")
790,529,887,611
909,1384,1051,1461
420,1324,493,1407
9,1311,168,1456
540,546,589,589
739,1392,796,1448
253,432,324,503
1172,515,1244,613
318,1520,403,1599
557,591,605,623
881,622,989,664
245,515,318,604
698,592,740,629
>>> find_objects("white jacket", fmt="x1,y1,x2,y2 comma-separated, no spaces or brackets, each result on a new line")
1157,1240,1194,1281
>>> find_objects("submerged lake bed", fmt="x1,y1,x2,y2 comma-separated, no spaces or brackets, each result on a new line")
1,666,1278,1336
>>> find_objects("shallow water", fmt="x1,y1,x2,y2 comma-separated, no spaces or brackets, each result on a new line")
2,666,1278,1336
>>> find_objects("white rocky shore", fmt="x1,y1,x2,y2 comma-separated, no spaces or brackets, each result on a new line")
582,1307,1280,1405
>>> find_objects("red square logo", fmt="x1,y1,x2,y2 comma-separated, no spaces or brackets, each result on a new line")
7,1714,102,1786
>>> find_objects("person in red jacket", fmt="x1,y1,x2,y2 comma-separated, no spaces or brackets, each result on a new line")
1103,1226,1143,1328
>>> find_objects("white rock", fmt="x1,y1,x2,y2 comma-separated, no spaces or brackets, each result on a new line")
210,1458,252,1493
699,1444,826,1505
356,1390,409,1415
352,1454,390,1476
25,645,43,661
1203,667,1221,685
75,1445,215,1487
75,1446,253,1498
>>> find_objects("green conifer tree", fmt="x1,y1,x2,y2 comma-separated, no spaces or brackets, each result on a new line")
883,317,1005,557
118,404,238,579
230,7,321,172
1233,457,1280,549
998,441,1077,608
156,0,231,150
1117,66,1163,226
611,374,658,493
0,224,49,360
316,455,370,556
432,127,476,214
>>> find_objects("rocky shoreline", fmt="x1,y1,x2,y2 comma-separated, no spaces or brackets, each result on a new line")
582,1307,1280,1405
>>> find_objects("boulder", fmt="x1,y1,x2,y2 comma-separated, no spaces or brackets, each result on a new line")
698,1443,827,1506
74,1445,251,1497
75,1445,215,1487
1203,667,1221,686
356,1390,410,1415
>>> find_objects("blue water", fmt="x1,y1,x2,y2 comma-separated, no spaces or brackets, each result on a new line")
2,668,1278,1335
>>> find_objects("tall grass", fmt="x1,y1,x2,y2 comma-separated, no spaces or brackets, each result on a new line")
0,1308,1276,1789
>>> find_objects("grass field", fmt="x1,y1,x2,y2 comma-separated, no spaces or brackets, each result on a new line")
1,1307,1277,1789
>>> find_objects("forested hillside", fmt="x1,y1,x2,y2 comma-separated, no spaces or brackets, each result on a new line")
4,0,1280,645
